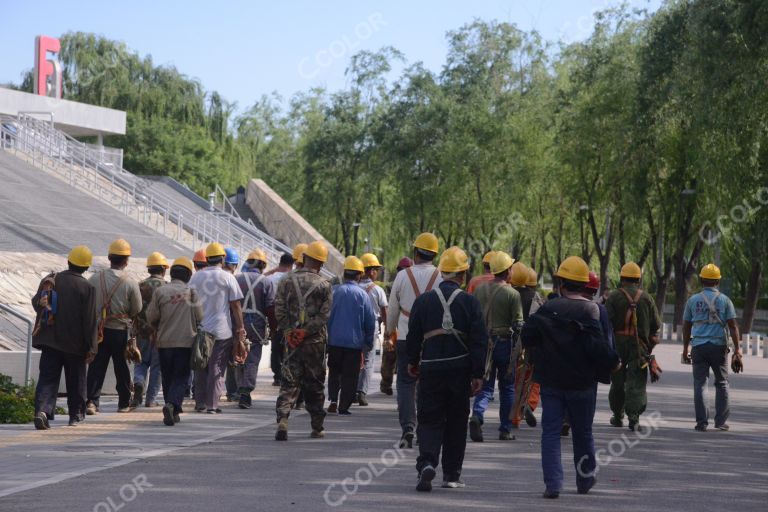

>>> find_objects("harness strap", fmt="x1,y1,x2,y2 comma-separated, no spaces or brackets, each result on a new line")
290,272,322,327
618,287,643,336
400,267,439,318
421,287,469,365
695,290,724,326
100,271,128,321
242,272,266,315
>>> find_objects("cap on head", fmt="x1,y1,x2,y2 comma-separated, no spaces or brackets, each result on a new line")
146,252,169,268
586,271,600,291
490,251,514,275
700,263,721,280
171,256,194,273
193,249,207,264
224,248,239,266
438,246,470,273
509,261,529,286
360,253,381,268
68,245,93,268
482,251,496,264
620,262,642,279
526,267,538,287
343,256,365,273
397,257,413,269
413,232,439,255
292,243,309,264
304,241,328,263
205,242,226,258
247,249,268,264
108,239,131,256
555,256,590,283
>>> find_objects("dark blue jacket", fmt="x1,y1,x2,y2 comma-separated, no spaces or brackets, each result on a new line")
522,296,619,389
406,281,488,378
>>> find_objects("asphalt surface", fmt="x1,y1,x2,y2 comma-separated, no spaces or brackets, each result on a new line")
1,344,766,512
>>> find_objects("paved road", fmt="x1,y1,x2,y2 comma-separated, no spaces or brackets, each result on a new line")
1,344,766,511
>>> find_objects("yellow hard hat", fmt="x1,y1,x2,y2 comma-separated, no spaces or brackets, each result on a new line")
108,239,131,256
360,253,381,268
205,242,226,258
146,252,169,268
304,241,328,263
292,243,309,263
555,256,590,283
438,246,469,273
490,251,514,275
171,256,194,273
247,249,268,264
68,245,93,267
509,262,529,286
620,262,642,279
526,267,538,287
413,232,439,254
482,251,496,264
700,263,721,280
343,256,365,273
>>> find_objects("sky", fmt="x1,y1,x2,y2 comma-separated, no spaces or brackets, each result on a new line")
0,0,663,112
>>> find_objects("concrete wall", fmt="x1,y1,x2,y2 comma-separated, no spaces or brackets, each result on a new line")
245,179,344,275
0,87,126,136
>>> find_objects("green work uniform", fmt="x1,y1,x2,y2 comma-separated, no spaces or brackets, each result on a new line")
605,284,661,423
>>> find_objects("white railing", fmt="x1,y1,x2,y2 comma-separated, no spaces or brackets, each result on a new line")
0,114,329,274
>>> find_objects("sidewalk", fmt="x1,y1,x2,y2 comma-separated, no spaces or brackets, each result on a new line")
0,344,766,511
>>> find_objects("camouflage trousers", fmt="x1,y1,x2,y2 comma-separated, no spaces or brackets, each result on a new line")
609,335,649,422
275,340,327,431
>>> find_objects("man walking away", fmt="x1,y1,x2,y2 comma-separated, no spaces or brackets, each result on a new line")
223,248,241,402
682,263,741,432
605,262,661,431
146,257,203,426
86,239,142,415
274,241,333,440
510,262,541,429
32,246,97,429
467,251,496,294
386,233,442,448
189,243,245,414
406,246,487,491
193,250,208,272
327,256,376,414
131,252,168,409
470,252,523,441
522,256,619,499
264,252,295,386
235,249,277,408
380,257,412,396
357,253,387,406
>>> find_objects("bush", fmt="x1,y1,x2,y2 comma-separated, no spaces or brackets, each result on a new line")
0,373,35,424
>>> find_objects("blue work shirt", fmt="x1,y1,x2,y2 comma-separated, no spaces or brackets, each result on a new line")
328,281,376,351
683,287,736,347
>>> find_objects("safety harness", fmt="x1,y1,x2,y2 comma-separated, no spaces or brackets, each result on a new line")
242,271,269,345
420,287,469,365
97,271,129,343
399,267,439,319
616,287,661,380
694,290,727,332
289,272,324,330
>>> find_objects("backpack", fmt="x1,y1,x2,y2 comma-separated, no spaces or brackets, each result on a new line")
32,273,57,336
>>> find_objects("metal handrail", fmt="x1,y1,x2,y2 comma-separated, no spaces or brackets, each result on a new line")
0,304,34,386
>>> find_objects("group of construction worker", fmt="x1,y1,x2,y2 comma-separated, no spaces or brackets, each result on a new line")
29,233,743,498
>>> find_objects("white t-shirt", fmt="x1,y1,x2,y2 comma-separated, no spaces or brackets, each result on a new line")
189,266,244,340
268,270,288,287
360,278,388,336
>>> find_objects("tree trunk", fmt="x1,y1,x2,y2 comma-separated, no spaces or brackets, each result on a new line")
741,260,762,333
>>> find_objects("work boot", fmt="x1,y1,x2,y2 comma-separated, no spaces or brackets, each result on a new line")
275,419,288,441
441,478,465,489
577,477,597,495
524,406,537,427
628,419,643,433
380,383,393,396
327,402,338,414
694,424,707,432
173,412,181,423
162,403,175,426
560,423,570,437
117,406,132,413
238,392,252,409
610,415,624,427
34,411,50,430
130,383,143,409
272,376,281,387
469,416,484,442
310,429,325,439
542,489,560,499
416,465,436,492
85,401,98,415
399,431,414,449
499,431,515,441
715,423,730,431
357,392,369,406
68,417,81,427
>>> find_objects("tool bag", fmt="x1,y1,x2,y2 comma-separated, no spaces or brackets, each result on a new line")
32,273,57,336
189,289,215,370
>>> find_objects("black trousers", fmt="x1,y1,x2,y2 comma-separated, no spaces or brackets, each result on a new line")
159,347,191,413
35,346,86,421
87,327,132,408
271,333,285,380
327,345,362,412
416,370,471,480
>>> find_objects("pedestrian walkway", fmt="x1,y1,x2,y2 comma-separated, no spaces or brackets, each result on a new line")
0,345,766,511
